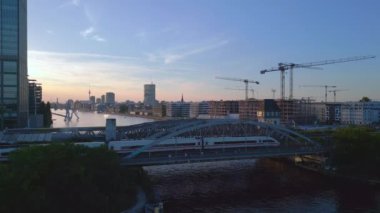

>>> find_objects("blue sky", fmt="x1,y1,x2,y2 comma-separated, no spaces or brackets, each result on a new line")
28,0,380,102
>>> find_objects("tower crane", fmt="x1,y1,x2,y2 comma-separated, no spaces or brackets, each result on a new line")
300,85,337,102
329,89,348,103
216,76,259,100
260,55,376,100
225,87,255,99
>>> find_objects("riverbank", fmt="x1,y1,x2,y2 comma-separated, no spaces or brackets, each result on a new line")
296,162,380,186
283,157,380,187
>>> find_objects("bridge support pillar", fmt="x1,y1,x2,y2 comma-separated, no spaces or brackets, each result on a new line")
105,119,116,146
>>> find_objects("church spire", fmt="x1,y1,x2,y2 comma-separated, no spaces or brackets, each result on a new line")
181,93,184,103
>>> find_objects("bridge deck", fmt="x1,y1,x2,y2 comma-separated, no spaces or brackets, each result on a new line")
120,147,326,166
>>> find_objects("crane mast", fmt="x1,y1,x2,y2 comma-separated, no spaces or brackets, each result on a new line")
260,55,375,100
225,87,255,99
300,85,336,102
216,76,259,100
329,89,348,103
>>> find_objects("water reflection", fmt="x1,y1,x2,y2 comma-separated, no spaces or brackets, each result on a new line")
145,159,379,213
51,109,153,128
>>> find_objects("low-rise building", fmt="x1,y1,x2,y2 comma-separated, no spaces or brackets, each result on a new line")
166,102,190,118
311,102,341,124
341,101,380,125
153,103,166,117
190,101,210,118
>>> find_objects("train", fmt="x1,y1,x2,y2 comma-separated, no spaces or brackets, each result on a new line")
108,136,280,153
0,136,280,159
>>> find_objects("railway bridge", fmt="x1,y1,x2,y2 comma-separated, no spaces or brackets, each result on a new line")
118,119,326,166
1,119,327,166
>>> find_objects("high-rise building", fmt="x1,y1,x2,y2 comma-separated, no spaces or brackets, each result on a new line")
105,92,115,105
89,96,95,104
0,0,28,128
144,83,156,106
101,95,105,104
28,80,42,115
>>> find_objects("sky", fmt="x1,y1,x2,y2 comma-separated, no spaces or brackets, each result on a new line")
28,0,380,103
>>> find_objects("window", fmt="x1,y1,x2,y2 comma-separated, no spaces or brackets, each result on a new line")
3,61,17,73
3,74,17,86
3,86,17,98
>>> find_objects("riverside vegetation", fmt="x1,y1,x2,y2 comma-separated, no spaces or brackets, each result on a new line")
0,143,150,213
330,127,380,179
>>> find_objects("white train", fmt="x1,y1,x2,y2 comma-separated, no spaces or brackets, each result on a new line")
109,136,280,153
0,136,280,159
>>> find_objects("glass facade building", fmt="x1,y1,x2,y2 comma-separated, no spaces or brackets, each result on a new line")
0,0,28,128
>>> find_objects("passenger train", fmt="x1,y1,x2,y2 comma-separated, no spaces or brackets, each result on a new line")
0,136,280,159
109,136,280,153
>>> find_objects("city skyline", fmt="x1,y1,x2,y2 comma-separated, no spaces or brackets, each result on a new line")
28,0,380,102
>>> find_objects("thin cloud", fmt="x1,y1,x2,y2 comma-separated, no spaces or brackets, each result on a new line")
92,35,106,42
80,27,94,37
28,50,220,101
80,26,106,42
83,5,96,25
60,0,106,42
149,39,229,64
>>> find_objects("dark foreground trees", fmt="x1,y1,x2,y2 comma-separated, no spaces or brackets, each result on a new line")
0,143,149,213
332,127,380,178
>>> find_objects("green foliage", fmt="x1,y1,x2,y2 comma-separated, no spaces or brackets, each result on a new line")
332,127,380,178
359,96,371,102
119,104,128,114
0,143,148,213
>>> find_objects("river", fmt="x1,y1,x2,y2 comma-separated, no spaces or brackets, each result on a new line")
145,159,380,212
52,111,380,212
51,109,153,128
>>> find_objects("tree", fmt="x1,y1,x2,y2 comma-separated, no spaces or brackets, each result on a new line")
359,96,371,102
0,143,149,213
332,127,380,178
119,104,128,114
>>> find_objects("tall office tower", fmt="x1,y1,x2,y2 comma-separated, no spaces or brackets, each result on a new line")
105,92,115,105
0,0,28,128
101,95,105,104
143,83,156,106
28,80,42,116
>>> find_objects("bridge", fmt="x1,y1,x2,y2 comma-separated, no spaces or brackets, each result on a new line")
117,119,326,166
0,119,327,166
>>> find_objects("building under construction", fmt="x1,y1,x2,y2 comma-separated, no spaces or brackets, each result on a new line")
275,99,315,125
238,100,260,120
208,100,239,118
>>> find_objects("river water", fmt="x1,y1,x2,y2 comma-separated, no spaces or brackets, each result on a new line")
145,159,380,212
51,109,153,128
52,111,380,212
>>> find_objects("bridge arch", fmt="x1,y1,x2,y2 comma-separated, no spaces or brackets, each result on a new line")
123,119,319,159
